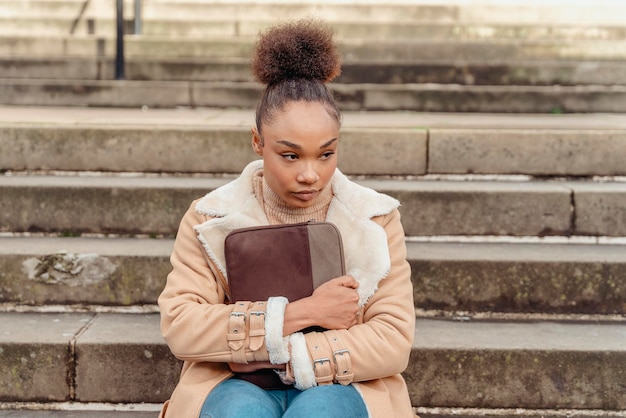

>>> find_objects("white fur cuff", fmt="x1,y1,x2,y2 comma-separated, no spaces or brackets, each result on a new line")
265,296,290,364
289,332,317,390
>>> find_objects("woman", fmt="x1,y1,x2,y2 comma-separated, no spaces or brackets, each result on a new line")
158,19,416,418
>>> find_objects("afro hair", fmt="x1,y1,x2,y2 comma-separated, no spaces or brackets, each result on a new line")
251,19,341,86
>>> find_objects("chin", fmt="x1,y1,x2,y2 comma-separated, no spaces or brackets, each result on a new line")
287,197,316,209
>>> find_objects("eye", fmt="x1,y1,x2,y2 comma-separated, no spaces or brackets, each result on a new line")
320,151,335,160
281,153,298,161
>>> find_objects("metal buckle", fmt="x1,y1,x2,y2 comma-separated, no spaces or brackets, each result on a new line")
314,357,331,366
229,311,246,322
333,349,349,357
313,357,333,383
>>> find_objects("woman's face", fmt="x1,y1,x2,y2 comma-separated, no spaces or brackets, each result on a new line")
252,101,340,209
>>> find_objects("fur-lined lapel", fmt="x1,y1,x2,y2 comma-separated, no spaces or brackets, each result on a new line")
194,160,399,306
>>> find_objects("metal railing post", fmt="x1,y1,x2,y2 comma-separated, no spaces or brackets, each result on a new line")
115,0,125,80
134,0,142,34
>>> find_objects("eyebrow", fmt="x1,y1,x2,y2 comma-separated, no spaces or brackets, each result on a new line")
277,138,338,150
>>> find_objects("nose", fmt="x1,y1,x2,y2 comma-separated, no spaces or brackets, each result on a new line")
296,162,320,184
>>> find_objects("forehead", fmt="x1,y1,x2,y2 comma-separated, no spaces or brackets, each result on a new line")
263,101,340,140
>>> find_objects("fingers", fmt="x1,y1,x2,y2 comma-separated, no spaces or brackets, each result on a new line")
336,275,359,289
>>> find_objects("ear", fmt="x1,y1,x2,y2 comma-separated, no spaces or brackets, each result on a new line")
251,127,263,157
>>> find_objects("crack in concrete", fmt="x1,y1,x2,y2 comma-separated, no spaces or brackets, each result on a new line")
67,314,98,401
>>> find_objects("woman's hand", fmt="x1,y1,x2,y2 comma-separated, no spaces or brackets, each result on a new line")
284,275,360,334
310,275,360,329
228,361,285,373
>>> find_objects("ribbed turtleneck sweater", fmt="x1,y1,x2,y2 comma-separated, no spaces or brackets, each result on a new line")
252,169,333,225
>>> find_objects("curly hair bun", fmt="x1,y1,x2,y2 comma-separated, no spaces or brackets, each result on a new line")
251,19,341,86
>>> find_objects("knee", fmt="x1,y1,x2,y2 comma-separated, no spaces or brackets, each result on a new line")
286,385,367,418
201,379,282,418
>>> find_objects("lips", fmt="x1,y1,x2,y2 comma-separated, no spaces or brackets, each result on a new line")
293,190,318,201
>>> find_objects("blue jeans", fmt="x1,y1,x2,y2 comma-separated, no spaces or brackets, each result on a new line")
200,378,368,418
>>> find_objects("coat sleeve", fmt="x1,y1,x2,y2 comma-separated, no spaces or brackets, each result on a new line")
158,202,276,364
289,208,415,388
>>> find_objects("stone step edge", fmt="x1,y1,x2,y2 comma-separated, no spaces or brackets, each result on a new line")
1,403,625,418
3,235,625,315
4,121,626,174
2,303,623,324
3,15,626,29
2,313,623,408
4,174,626,237
4,57,626,82
6,57,626,87
5,231,626,243
2,105,626,131
4,35,626,60
2,79,626,113
3,171,626,196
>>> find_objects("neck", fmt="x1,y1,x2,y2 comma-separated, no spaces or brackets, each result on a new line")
253,173,333,224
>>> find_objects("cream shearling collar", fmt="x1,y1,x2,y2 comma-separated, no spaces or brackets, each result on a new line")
194,160,399,306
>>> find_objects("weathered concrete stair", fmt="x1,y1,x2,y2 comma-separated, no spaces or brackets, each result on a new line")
1,312,624,413
1,0,626,416
5,56,626,87
4,174,626,238
1,0,626,112
1,106,625,417
4,79,626,112
1,235,625,314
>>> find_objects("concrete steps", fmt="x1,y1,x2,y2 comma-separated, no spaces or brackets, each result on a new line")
3,36,626,61
0,1,625,112
4,173,626,237
2,0,626,31
1,312,624,410
4,56,626,86
0,0,625,415
1,236,625,315
0,410,157,418
1,107,625,312
0,104,625,414
1,409,625,418
3,0,624,25
2,112,626,176
4,15,626,40
1,107,624,416
3,78,626,112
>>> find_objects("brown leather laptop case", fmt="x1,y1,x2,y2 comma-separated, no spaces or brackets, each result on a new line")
224,221,345,389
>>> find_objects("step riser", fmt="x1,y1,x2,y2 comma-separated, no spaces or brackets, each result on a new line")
428,129,626,176
0,252,169,306
3,37,626,62
0,126,427,176
4,18,626,41
2,178,625,236
2,1,626,26
411,245,626,315
3,80,626,113
4,58,626,86
1,239,624,315
406,349,626,409
2,313,624,410
2,125,625,176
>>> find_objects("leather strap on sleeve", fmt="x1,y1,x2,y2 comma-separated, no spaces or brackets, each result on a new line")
325,330,354,385
308,332,335,385
227,301,250,363
248,301,270,361
248,301,266,351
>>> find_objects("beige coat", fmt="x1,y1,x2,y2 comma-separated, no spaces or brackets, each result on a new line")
158,161,416,417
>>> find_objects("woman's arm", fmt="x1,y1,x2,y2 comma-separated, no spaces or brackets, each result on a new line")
287,209,415,388
159,203,272,364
